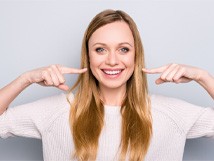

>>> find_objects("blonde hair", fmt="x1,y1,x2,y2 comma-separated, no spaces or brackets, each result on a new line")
68,9,152,161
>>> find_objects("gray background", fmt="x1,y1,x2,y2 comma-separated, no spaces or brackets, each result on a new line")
0,0,214,160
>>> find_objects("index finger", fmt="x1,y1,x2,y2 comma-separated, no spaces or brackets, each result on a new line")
142,65,168,74
60,67,88,74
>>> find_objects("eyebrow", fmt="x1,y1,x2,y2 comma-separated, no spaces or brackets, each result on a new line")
92,42,133,47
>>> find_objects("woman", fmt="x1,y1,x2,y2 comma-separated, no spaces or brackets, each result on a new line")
0,9,214,161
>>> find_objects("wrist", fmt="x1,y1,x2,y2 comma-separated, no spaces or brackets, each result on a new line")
196,70,214,99
17,72,32,88
197,70,213,87
197,69,211,86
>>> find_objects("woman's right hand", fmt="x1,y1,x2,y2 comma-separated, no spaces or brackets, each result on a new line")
0,65,87,114
23,65,87,91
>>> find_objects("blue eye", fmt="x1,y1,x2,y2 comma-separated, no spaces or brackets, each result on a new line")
95,47,104,53
120,47,129,53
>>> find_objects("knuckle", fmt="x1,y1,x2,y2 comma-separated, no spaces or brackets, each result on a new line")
171,63,178,67
54,82,59,86
180,67,185,73
42,70,48,76
56,64,61,68
61,79,65,83
47,67,53,73
177,66,181,70
172,77,178,82
54,81,60,86
174,79,180,84
46,81,53,86
50,64,56,68
172,76,177,80
166,77,171,82
160,75,165,80
55,64,63,73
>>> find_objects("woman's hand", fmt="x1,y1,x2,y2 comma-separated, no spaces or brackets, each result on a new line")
23,65,87,91
142,63,203,85
142,63,214,99
0,64,87,114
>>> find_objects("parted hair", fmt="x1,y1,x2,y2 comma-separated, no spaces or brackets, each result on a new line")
68,9,152,161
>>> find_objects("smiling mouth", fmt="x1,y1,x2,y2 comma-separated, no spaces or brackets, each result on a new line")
101,69,124,75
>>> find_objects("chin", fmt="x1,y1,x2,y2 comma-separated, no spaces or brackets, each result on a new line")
99,81,126,90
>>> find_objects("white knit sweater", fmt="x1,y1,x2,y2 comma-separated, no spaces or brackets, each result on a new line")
0,93,214,161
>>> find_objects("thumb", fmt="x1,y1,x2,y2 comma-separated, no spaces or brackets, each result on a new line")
155,78,165,85
57,84,70,91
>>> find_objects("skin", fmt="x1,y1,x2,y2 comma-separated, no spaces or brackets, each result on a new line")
0,23,214,115
88,21,135,106
0,65,87,114
142,63,214,99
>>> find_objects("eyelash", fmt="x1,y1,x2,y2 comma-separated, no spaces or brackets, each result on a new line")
120,47,129,53
95,47,129,53
95,47,104,53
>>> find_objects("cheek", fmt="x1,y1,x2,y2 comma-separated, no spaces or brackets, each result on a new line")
89,53,104,78
123,54,135,79
124,54,135,69
89,54,100,69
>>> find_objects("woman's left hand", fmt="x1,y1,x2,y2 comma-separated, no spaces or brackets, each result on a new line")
142,63,203,85
142,63,214,99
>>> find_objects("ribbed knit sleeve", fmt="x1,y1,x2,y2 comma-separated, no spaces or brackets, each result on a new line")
0,93,69,139
151,94,214,139
186,107,214,138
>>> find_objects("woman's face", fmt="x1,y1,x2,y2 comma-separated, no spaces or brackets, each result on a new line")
88,21,135,90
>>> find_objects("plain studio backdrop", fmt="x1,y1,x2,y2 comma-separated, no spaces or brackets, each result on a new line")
0,0,214,160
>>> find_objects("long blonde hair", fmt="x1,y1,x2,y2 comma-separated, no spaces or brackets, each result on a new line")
68,9,152,161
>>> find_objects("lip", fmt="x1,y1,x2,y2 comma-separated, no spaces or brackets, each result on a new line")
101,68,124,79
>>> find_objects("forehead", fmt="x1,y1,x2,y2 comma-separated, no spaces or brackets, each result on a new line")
88,21,134,46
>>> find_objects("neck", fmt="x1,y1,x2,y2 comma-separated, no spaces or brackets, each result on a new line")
99,84,126,106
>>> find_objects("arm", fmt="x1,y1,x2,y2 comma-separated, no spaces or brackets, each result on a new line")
142,63,214,99
0,65,87,115
197,70,214,99
0,74,30,115
143,64,214,138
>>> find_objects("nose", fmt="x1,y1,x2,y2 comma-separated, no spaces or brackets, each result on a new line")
105,52,119,66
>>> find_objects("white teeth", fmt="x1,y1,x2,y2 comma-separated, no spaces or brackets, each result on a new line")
103,70,122,75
